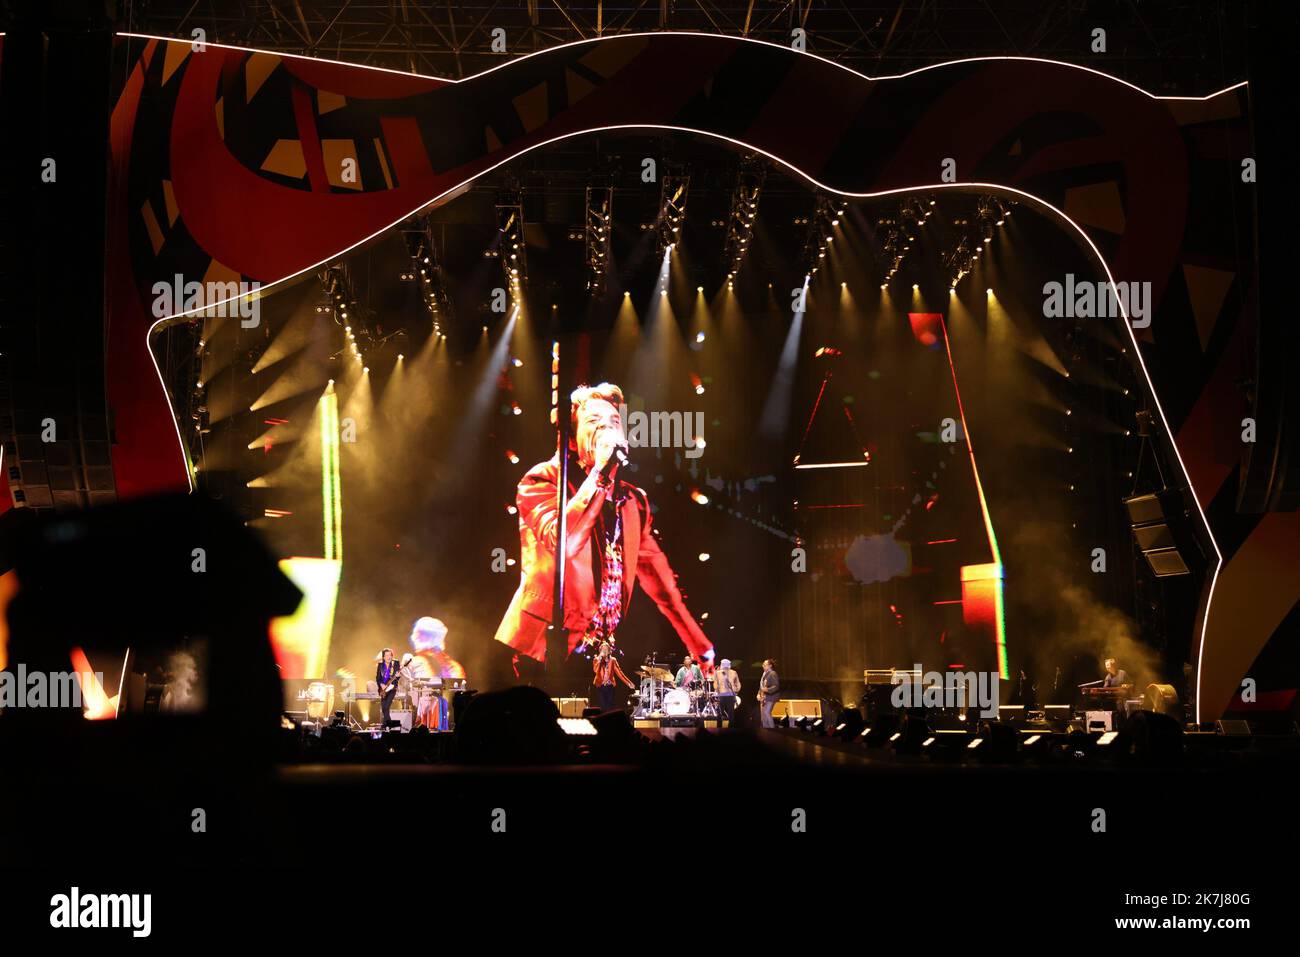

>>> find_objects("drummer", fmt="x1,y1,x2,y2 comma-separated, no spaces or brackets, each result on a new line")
675,654,704,690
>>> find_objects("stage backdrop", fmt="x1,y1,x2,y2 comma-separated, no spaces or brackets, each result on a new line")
102,32,1265,721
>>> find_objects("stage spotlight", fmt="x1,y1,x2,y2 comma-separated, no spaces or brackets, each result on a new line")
698,552,710,562
696,285,703,292
695,332,705,343
912,283,919,291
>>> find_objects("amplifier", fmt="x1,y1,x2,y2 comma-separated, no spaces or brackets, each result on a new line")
771,699,821,719
389,709,413,732
1085,710,1113,732
552,697,589,718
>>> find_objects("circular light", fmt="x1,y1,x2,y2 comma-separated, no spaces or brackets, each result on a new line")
986,288,993,295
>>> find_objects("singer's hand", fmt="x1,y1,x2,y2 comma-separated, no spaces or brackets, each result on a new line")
593,427,625,476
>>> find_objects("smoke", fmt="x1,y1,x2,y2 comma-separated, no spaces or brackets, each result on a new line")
1005,518,1157,699
163,649,204,713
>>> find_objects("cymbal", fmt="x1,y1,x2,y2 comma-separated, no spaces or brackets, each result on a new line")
639,666,674,681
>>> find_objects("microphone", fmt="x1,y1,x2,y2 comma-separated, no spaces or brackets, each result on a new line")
598,428,629,479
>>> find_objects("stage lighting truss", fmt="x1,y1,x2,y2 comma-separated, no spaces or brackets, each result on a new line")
656,171,690,257
942,196,1012,288
723,160,765,285
495,192,527,308
976,195,1010,246
319,263,386,368
402,218,452,338
942,234,977,288
874,195,931,284
803,194,844,278
584,185,613,295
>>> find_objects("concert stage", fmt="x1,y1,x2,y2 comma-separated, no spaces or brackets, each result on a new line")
1,0,1296,939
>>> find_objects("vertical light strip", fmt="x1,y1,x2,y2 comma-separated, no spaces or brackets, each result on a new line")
320,384,342,561
939,315,1009,679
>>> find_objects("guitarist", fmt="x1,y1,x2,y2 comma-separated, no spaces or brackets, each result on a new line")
757,659,780,729
375,648,402,728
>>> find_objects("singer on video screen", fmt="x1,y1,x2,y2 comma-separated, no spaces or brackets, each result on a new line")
493,382,714,668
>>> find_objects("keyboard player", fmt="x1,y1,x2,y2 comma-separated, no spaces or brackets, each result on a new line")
1079,657,1132,713
1101,657,1130,693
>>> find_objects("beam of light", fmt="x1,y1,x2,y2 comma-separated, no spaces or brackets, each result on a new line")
251,310,315,373
249,362,328,411
320,381,342,561
450,307,518,457
938,314,1008,680
758,275,808,443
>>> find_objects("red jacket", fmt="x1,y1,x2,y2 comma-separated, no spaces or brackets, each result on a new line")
493,454,712,663
593,655,635,689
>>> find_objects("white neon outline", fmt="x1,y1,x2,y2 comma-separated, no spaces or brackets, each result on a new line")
116,30,1246,102
115,648,131,718
114,33,1232,720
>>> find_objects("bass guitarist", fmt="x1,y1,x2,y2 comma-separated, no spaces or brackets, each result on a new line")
375,648,402,728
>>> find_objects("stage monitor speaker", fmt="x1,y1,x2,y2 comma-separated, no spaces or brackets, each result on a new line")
1043,704,1072,726
997,705,1026,725
1215,719,1252,736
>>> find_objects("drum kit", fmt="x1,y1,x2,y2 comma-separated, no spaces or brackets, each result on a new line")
630,656,719,719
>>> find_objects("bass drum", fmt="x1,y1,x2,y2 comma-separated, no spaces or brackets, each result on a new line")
1143,683,1180,716
663,688,693,716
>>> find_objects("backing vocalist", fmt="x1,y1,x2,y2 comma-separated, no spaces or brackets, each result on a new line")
493,382,714,666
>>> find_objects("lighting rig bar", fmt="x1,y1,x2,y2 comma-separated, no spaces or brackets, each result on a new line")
402,217,451,339
944,195,1012,288
656,172,690,256
318,263,398,369
584,185,613,295
804,195,845,279
724,160,765,286
495,191,527,309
